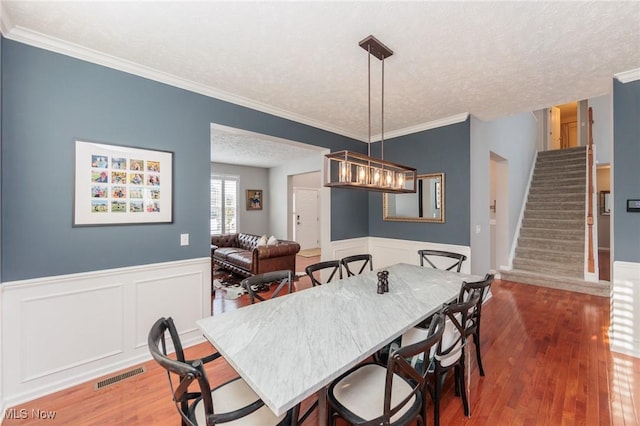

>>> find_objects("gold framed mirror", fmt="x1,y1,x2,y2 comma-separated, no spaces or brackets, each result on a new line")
383,173,445,223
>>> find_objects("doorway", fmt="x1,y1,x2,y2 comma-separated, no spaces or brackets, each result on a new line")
292,172,321,251
596,165,611,281
548,101,579,150
490,152,509,272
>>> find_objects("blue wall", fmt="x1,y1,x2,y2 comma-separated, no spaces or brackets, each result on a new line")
613,79,640,263
368,120,471,245
1,40,364,281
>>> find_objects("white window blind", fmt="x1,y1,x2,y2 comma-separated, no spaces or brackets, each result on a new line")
211,176,238,234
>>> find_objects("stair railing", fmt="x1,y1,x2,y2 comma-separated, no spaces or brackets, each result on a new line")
587,107,595,274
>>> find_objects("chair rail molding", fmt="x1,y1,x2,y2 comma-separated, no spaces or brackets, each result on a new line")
329,237,471,274
1,257,211,408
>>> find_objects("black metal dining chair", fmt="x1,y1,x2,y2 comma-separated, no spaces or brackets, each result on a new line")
418,249,467,272
340,254,373,277
241,270,293,304
429,289,482,426
148,317,297,425
326,311,446,426
458,273,495,376
305,260,342,286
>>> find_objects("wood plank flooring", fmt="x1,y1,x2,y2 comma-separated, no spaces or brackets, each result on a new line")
4,260,639,425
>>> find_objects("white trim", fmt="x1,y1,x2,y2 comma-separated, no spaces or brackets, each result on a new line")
0,280,4,421
614,68,640,84
508,150,538,269
373,113,470,142
3,26,469,143
1,258,211,408
609,261,640,358
2,26,363,141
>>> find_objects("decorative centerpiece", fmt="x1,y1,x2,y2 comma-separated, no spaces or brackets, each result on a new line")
377,270,389,294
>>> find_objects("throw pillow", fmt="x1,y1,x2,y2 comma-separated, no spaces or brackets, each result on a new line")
257,235,268,246
267,235,279,245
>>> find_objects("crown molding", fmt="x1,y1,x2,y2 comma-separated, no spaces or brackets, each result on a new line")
615,68,640,83
371,112,470,142
2,25,470,144
3,25,365,141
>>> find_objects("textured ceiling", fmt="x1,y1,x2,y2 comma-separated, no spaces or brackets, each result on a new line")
2,1,639,167
210,125,326,168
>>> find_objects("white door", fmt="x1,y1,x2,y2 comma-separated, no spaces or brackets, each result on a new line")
293,188,320,250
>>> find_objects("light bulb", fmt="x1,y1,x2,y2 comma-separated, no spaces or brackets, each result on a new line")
358,166,366,183
340,161,347,182
385,171,392,186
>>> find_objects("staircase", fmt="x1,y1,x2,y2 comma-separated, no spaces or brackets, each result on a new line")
501,147,609,296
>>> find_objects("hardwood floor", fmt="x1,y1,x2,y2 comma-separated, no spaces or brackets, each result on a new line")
4,261,640,425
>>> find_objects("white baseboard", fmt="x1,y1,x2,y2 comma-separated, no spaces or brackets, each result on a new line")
609,261,640,358
1,257,211,409
329,237,471,274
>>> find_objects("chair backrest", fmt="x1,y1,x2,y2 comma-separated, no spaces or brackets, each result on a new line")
305,260,342,286
340,254,373,277
241,270,293,304
418,249,467,272
458,273,494,332
434,289,482,368
383,312,446,421
148,317,215,426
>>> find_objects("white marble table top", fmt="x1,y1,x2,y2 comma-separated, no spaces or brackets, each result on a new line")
196,263,482,417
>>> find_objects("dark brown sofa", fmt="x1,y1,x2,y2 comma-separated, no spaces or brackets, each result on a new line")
211,233,300,277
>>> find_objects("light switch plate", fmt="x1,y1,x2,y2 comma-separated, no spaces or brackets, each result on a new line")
180,233,189,246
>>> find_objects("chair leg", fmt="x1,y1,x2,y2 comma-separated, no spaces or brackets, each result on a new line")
289,404,300,426
474,331,485,376
297,400,318,425
433,370,444,426
457,364,470,417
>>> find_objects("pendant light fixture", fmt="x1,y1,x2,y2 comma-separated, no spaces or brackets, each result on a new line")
324,35,417,193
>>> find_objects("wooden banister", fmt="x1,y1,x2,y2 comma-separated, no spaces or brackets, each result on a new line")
587,107,595,273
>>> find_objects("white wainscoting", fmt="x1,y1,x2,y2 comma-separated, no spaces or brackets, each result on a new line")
329,237,471,274
1,257,211,408
328,237,370,261
610,261,640,358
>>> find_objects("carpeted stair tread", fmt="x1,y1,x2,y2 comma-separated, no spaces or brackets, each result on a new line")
529,184,586,195
525,200,585,210
519,227,584,240
517,236,584,251
515,246,583,263
530,177,586,188
521,218,584,230
524,209,584,220
527,192,585,203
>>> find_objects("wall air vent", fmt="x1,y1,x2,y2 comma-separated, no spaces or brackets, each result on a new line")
94,366,146,390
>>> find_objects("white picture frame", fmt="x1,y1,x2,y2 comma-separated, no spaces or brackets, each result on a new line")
74,140,173,226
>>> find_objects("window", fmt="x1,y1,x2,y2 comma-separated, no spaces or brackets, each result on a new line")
211,176,238,234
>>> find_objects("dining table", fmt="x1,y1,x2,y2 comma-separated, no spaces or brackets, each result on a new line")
196,262,483,425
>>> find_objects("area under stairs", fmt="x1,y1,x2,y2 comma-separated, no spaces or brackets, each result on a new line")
501,147,610,297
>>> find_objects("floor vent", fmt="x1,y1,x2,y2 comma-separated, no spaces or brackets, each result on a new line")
94,366,146,390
